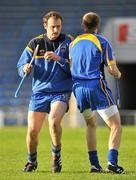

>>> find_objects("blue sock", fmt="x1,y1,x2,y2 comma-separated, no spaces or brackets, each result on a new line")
52,144,61,158
108,149,118,165
88,150,100,168
28,152,37,164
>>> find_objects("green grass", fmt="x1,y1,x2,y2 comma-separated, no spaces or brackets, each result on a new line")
0,126,136,180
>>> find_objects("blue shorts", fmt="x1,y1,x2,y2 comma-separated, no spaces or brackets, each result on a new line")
29,92,71,113
72,79,115,113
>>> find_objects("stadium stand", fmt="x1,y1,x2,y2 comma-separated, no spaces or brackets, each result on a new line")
0,0,136,125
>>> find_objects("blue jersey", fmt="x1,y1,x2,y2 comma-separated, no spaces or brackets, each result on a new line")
17,33,72,94
69,33,116,112
69,33,116,80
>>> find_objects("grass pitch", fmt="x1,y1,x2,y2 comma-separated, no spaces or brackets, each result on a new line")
0,126,136,180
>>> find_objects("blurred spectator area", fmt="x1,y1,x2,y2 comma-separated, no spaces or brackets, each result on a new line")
0,0,136,125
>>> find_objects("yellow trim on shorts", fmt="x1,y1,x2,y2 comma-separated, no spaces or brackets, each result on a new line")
100,79,114,105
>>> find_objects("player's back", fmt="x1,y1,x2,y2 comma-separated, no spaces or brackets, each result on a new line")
70,33,105,80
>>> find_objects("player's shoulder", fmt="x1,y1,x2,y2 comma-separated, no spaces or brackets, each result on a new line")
27,34,44,49
66,34,74,41
95,34,113,51
69,34,83,48
30,34,44,43
96,33,110,44
61,33,74,41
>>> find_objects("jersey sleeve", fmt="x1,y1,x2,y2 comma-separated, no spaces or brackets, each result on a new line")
56,35,73,75
17,39,35,77
102,40,116,67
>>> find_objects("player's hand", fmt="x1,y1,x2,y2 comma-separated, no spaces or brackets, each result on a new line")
108,64,121,79
114,71,121,79
44,51,60,62
23,63,32,74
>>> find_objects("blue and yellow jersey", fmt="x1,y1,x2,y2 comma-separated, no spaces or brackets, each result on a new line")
17,33,73,93
69,33,116,80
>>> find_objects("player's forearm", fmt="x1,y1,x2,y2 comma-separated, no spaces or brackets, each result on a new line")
108,64,121,79
57,57,71,75
17,66,25,78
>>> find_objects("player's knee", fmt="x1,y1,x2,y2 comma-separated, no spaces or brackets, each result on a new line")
49,118,60,132
50,122,57,131
82,109,94,120
85,118,96,129
117,124,122,134
28,129,39,139
116,122,122,132
110,120,122,134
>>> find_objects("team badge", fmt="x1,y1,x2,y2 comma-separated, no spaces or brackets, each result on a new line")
60,44,67,53
39,49,45,55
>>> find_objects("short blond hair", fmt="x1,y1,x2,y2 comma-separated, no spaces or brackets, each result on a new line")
82,12,100,33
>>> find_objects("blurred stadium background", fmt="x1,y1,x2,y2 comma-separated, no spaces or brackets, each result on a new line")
0,0,136,127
